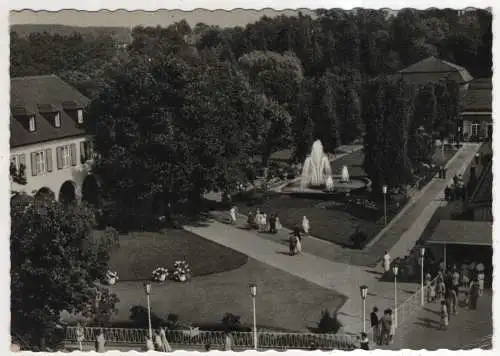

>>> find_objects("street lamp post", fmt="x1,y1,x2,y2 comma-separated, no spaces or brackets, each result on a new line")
382,185,388,226
143,282,153,341
420,247,426,306
392,265,399,328
360,285,368,333
249,283,258,350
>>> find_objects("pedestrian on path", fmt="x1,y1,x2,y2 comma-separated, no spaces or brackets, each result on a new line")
450,288,458,315
160,328,173,352
302,216,310,235
437,279,446,301
95,330,105,353
440,300,449,330
478,270,485,296
269,213,277,233
389,313,395,344
275,216,282,232
475,152,480,165
154,330,163,351
229,206,237,225
224,331,234,351
359,332,370,350
380,309,392,345
444,186,451,201
383,251,391,273
145,338,155,351
289,234,297,256
370,307,380,344
469,278,480,310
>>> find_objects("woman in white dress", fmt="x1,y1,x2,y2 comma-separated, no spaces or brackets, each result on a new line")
302,216,310,235
295,235,302,254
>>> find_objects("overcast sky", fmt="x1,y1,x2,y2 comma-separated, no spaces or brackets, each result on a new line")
10,9,315,28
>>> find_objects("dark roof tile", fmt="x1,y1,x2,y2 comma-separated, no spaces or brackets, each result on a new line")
10,75,90,147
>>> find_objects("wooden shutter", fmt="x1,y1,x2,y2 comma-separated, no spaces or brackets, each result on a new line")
70,143,77,166
80,141,86,163
31,152,37,176
56,147,63,169
19,154,26,168
45,149,53,172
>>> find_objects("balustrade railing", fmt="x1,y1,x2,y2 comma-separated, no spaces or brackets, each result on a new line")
395,277,438,327
65,327,359,351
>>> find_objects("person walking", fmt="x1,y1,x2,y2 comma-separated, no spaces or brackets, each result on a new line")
359,332,370,350
154,330,163,351
95,330,105,353
450,288,458,315
475,152,480,165
380,309,391,345
370,307,380,344
383,251,391,273
389,312,395,344
224,331,234,351
289,234,297,256
275,216,282,233
452,268,460,292
437,279,446,301
302,216,310,235
440,300,449,330
269,213,277,233
444,186,451,201
469,278,480,310
229,206,237,225
478,270,485,296
160,327,173,352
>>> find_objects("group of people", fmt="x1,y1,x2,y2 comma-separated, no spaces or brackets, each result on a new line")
244,208,282,233
425,263,485,330
145,328,173,352
369,307,395,346
443,174,467,201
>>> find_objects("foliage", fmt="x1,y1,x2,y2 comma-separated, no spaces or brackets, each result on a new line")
10,162,27,185
362,77,414,189
10,195,117,348
221,313,242,332
316,309,342,334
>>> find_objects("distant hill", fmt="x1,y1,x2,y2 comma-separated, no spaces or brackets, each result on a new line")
10,24,133,43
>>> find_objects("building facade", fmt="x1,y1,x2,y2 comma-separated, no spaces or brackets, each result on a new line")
10,75,99,205
398,56,473,86
460,78,492,141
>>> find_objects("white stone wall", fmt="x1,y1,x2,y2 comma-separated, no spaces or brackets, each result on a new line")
10,135,93,200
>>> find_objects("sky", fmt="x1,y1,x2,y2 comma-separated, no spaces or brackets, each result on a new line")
9,9,316,28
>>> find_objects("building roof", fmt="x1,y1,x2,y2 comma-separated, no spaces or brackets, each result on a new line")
427,220,492,246
461,77,492,113
398,56,473,83
468,160,492,207
10,75,90,147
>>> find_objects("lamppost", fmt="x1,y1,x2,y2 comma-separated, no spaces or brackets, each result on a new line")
392,265,399,328
143,282,153,341
382,185,388,226
360,285,368,333
249,283,258,350
420,247,426,306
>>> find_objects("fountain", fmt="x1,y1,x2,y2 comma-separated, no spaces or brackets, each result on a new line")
341,165,350,183
300,140,332,189
276,139,371,195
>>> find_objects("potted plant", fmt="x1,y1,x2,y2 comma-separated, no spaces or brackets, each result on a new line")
152,267,169,282
172,260,192,282
105,271,119,285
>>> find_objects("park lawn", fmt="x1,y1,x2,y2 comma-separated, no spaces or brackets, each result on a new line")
94,228,248,281
106,258,347,333
235,194,379,247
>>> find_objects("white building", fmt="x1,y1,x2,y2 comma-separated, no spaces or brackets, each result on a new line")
10,75,99,205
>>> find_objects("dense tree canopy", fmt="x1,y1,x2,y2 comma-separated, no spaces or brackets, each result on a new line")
10,194,117,348
10,8,492,218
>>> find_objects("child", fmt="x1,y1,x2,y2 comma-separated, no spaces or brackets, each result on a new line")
429,281,437,302
389,318,395,344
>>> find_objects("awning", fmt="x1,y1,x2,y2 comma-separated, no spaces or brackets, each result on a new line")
427,220,492,246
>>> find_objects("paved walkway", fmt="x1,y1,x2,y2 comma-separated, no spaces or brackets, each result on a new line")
382,290,492,350
188,143,481,336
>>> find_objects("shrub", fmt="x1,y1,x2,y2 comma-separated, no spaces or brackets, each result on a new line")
166,313,180,329
350,228,368,250
221,313,242,332
317,309,342,334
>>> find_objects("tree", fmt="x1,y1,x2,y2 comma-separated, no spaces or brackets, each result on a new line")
434,79,461,137
363,77,414,190
10,194,117,348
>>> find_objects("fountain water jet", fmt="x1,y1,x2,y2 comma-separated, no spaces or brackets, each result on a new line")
300,140,332,189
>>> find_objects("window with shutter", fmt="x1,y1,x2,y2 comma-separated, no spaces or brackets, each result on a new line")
19,154,26,169
71,143,77,166
31,152,37,176
45,149,53,172
33,151,46,175
80,141,86,164
77,110,84,124
57,147,63,169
